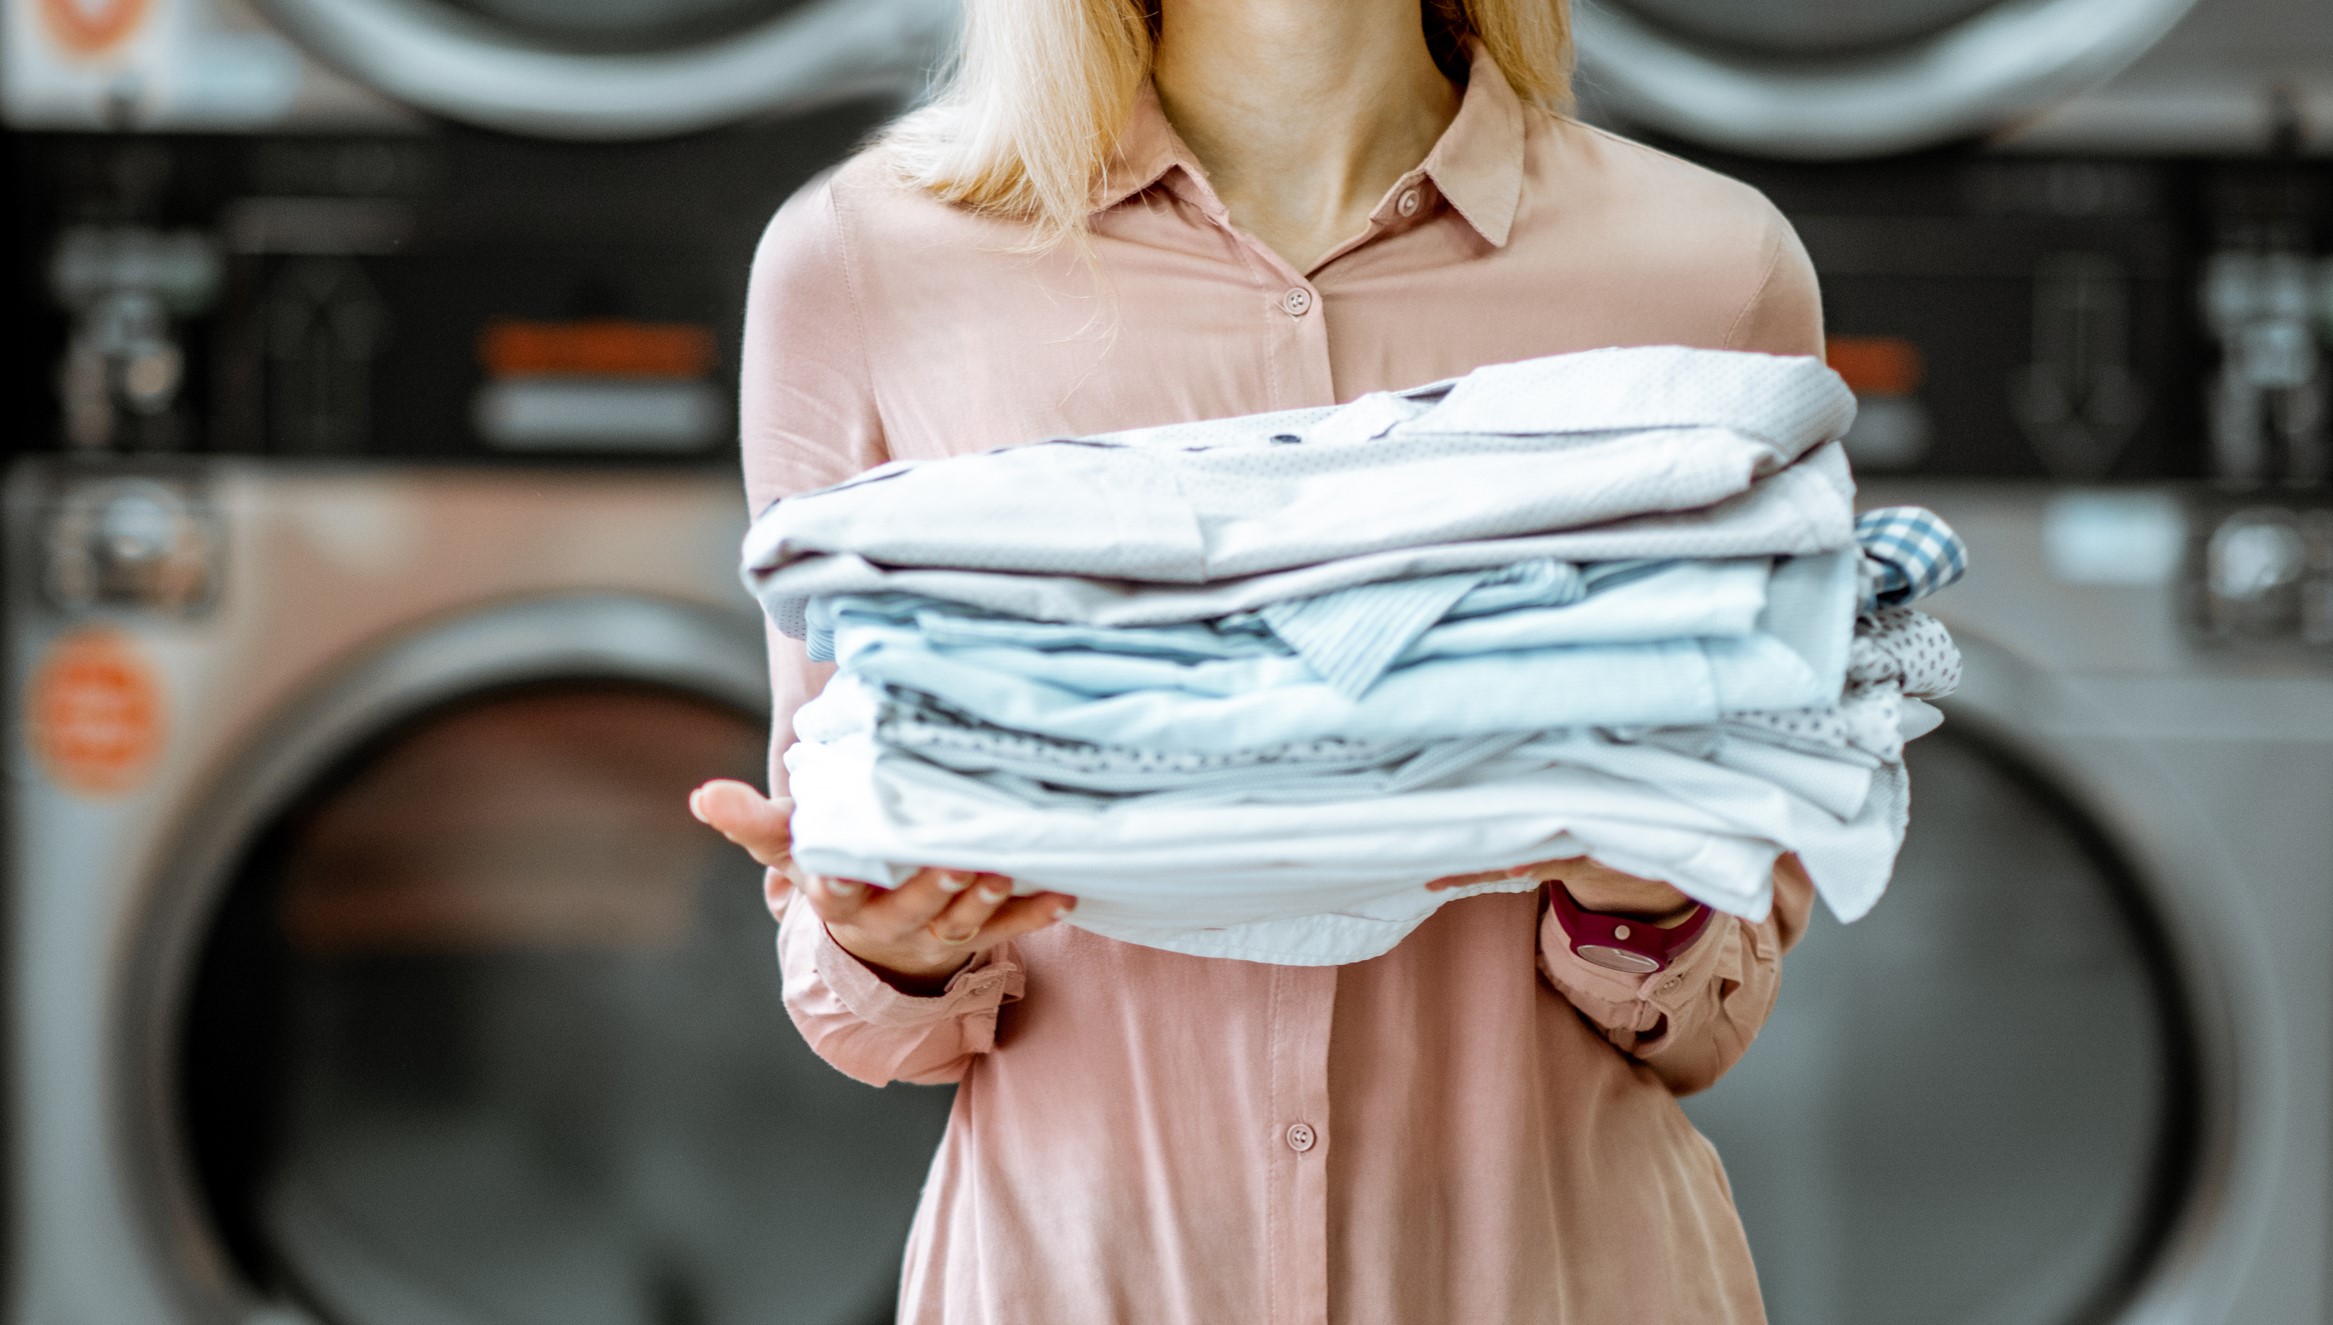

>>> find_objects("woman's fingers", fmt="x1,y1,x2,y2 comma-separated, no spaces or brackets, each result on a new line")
690,779,795,870
926,873,1015,945
963,891,1078,953
797,870,873,924
862,867,972,935
688,781,1077,960
801,867,964,938
777,855,1074,977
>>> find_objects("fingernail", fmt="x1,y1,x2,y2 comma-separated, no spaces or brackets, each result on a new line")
938,872,973,894
824,878,862,897
976,884,1009,904
687,788,706,820
1052,906,1073,921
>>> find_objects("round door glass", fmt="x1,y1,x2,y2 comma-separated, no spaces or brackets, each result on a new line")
1617,0,2007,58
1682,728,2195,1324
181,683,954,1325
429,0,816,53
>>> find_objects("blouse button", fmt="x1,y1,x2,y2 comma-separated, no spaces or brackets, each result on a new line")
1396,188,1422,217
1281,287,1314,317
1285,1122,1318,1153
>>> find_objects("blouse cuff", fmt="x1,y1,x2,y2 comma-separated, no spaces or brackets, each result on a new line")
1538,902,1728,1044
809,922,1025,1031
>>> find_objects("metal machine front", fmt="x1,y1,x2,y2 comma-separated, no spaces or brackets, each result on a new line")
6,462,957,1325
3,0,949,136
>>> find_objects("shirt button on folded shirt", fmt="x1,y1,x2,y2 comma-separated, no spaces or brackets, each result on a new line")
1285,1122,1318,1153
1396,188,1422,217
1281,287,1314,317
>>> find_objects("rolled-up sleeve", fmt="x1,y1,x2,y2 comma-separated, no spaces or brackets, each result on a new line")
748,175,1030,1090
1538,860,1816,1095
775,890,1025,1086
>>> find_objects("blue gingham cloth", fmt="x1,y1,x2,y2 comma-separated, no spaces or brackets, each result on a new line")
1855,506,1967,613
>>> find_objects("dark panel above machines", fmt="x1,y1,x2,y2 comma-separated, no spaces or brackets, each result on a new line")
6,114,886,463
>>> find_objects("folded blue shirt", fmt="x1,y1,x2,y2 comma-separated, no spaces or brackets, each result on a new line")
817,550,1857,754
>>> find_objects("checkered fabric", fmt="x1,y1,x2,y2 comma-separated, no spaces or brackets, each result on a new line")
1855,505,1967,613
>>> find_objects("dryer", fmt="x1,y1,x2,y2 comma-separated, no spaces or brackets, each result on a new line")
2,0,949,137
4,0,954,1319
1575,4,2333,1312
1575,0,2333,158
7,458,958,1324
1682,483,2331,1323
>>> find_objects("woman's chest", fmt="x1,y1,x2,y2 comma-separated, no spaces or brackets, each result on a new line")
859,218,1748,462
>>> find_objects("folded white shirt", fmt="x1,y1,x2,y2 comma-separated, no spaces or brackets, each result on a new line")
785,699,1915,964
747,349,1857,640
749,347,1851,575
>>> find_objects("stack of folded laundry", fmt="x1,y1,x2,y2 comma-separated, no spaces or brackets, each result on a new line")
743,346,1968,966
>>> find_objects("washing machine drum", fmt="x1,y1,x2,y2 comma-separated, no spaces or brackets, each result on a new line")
1574,0,2199,158
180,682,954,1325
1681,726,2198,1323
252,0,950,138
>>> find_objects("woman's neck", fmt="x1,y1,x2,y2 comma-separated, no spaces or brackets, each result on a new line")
1153,0,1462,273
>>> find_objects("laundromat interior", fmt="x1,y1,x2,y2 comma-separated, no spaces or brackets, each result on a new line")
3,0,2332,1322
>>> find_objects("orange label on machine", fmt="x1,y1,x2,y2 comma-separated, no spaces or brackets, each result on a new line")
37,0,152,56
28,628,164,795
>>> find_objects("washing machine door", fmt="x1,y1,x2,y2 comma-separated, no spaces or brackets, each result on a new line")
1574,0,2199,157
250,0,950,138
138,597,953,1325
1680,717,2210,1322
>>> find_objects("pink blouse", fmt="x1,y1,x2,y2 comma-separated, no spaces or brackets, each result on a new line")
741,46,1821,1325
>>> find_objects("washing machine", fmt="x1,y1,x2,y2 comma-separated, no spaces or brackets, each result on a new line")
1680,482,2333,1323
7,460,960,1325
3,0,949,137
1593,0,2333,1317
4,0,960,1321
1575,0,2333,158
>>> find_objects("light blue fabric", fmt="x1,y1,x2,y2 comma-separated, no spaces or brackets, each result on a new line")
1399,559,1769,661
1258,570,1488,699
813,558,1773,668
819,550,1857,754
1442,558,1589,619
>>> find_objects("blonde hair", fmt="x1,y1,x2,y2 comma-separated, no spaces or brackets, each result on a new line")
883,0,1572,250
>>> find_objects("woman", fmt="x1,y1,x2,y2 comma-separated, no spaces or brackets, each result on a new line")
692,0,1820,1318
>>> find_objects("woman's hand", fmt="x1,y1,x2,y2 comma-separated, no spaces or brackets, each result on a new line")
689,779,1076,994
1426,855,1697,925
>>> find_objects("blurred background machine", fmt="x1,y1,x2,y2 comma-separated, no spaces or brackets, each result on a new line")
4,1,2333,1324
4,1,961,1323
7,465,959,1325
1574,0,2333,1322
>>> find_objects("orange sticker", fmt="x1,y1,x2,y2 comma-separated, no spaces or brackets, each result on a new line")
38,0,150,56
1826,335,1926,399
28,628,165,796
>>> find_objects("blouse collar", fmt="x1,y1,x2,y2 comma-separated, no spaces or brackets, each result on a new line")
1093,40,1527,249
